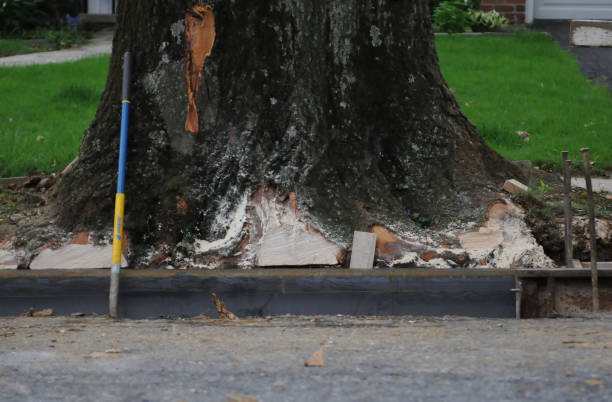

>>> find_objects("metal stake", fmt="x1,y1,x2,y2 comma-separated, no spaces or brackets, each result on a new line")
580,148,599,312
562,152,573,268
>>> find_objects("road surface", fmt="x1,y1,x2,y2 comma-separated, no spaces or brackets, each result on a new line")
1,314,611,401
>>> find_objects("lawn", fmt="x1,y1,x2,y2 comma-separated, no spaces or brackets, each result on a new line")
436,32,612,172
0,38,53,57
1,32,611,177
0,56,108,177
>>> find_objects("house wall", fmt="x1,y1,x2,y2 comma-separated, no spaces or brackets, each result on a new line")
480,0,526,24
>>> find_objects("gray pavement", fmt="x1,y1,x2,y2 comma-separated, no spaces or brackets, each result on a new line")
571,176,612,193
1,314,611,401
533,20,612,90
0,29,113,67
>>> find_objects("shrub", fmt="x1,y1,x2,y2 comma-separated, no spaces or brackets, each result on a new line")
0,0,46,34
467,10,508,32
0,0,81,34
433,0,483,33
45,13,88,48
433,1,469,33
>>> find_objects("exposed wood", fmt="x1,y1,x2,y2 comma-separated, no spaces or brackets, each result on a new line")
304,348,325,367
184,4,215,133
29,244,127,269
212,292,237,320
502,179,528,194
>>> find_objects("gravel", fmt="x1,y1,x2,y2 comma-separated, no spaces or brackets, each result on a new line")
1,314,611,401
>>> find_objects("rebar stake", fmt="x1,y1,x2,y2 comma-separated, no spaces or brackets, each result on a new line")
562,151,573,268
580,148,599,313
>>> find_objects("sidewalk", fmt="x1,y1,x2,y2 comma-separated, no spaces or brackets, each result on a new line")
0,28,113,67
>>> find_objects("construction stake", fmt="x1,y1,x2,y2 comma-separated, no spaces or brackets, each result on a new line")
562,151,573,268
580,148,598,313
109,51,132,318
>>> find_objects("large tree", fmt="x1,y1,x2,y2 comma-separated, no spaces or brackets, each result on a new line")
53,0,522,268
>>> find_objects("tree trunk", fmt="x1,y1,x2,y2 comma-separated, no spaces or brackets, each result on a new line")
53,0,523,268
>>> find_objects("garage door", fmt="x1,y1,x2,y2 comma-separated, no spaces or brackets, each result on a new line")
87,0,118,14
535,0,612,20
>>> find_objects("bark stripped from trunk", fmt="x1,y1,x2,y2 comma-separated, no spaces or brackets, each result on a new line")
52,0,535,269
185,4,215,133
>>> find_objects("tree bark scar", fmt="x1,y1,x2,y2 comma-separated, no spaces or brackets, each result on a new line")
185,4,215,134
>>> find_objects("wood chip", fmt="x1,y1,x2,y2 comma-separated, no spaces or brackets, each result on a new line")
33,309,55,317
226,395,258,402
304,347,325,367
21,308,55,317
83,350,122,359
586,379,603,386
212,293,237,320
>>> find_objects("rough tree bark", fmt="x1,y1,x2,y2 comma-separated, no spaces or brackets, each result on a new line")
52,0,525,268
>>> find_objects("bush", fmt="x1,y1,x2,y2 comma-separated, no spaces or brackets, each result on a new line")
0,0,81,34
0,0,46,34
434,0,510,34
467,10,508,32
433,1,469,33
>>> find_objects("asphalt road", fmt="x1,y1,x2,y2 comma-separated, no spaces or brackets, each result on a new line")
1,314,611,401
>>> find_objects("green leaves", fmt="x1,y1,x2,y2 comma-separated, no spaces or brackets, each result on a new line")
433,1,507,33
467,10,508,33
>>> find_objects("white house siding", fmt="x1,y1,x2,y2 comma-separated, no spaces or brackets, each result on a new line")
535,0,612,20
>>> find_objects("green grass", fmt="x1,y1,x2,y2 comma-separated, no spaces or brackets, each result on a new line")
436,32,612,172
1,32,611,177
0,56,109,177
0,38,53,57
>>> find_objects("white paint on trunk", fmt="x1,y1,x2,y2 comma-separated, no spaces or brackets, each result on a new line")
389,252,421,267
194,193,248,254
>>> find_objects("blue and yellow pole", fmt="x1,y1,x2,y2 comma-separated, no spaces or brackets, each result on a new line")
109,51,132,318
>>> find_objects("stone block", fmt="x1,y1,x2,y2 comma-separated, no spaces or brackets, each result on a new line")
350,231,377,269
503,179,528,194
571,20,612,47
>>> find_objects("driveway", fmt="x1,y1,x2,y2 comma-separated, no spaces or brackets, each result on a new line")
533,20,612,90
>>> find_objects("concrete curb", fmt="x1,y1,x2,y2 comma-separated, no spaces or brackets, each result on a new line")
1,268,610,319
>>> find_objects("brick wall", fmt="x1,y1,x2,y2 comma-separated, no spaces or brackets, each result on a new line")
480,0,526,24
